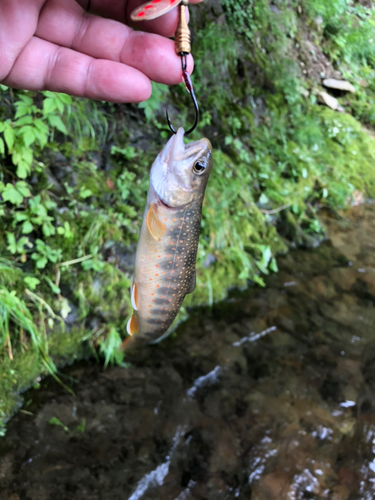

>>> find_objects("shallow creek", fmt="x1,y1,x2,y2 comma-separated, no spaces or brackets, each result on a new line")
0,204,375,500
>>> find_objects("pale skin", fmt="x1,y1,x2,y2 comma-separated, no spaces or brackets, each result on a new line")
0,0,203,103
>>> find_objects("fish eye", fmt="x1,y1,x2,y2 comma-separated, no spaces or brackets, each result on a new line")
193,160,206,175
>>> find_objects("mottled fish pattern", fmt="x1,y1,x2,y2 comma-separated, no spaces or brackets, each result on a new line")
124,128,213,349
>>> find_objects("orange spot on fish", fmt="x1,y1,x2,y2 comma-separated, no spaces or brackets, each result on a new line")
149,278,152,281
167,254,170,257
167,277,171,279
158,255,161,258
151,293,154,296
149,305,152,308
173,218,177,221
156,264,159,267
161,296,165,298
167,285,170,288
162,271,165,274
170,241,174,245
158,238,161,241
155,274,159,276
180,218,183,220
164,218,167,221
152,300,155,302
171,270,175,273
169,261,172,264
178,226,182,229
156,285,160,288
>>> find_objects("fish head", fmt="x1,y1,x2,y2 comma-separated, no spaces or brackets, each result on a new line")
150,128,213,208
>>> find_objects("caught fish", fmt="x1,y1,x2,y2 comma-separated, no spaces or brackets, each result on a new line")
124,128,213,348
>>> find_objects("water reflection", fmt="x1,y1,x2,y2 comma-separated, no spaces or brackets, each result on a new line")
0,204,374,500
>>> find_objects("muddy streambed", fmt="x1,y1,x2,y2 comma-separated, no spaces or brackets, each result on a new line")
0,205,375,500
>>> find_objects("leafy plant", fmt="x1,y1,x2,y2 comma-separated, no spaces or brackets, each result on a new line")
31,240,62,269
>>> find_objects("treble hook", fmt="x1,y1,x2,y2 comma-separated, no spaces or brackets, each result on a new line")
167,59,199,136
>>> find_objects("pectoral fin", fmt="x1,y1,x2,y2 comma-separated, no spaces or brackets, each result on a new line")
186,270,196,294
147,203,167,241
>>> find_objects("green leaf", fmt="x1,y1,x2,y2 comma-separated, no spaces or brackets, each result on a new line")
22,221,33,234
47,115,68,134
14,116,33,127
24,277,40,291
33,256,48,269
3,184,23,205
42,222,56,238
4,125,15,151
79,187,92,199
16,181,32,198
14,212,28,222
21,126,36,147
43,97,56,115
16,161,31,179
269,257,279,273
58,93,72,106
6,233,17,254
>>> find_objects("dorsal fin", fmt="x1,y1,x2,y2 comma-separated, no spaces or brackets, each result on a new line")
147,203,167,241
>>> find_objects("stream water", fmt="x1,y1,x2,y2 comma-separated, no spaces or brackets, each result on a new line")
0,204,374,500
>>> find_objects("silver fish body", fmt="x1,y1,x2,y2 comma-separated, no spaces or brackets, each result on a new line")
125,128,213,348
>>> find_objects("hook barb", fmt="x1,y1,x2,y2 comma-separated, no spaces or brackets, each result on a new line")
167,69,199,136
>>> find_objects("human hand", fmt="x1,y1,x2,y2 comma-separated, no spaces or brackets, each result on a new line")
0,0,202,103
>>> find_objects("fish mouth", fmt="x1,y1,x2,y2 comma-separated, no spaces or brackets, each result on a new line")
172,127,208,160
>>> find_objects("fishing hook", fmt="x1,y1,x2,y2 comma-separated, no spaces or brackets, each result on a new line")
166,0,199,136
167,64,199,136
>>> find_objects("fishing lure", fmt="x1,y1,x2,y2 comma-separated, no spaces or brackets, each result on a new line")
124,128,212,349
130,0,184,22
131,0,199,135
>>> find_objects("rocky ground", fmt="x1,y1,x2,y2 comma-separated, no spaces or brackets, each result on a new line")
0,203,374,500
